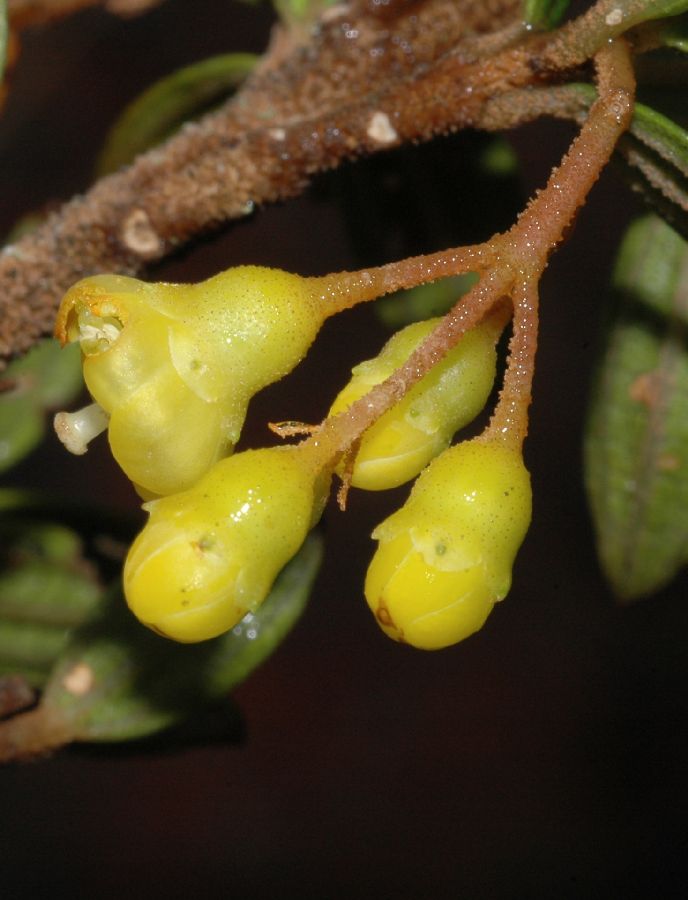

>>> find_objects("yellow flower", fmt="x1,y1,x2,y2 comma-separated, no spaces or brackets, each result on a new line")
55,268,328,496
365,439,531,649
328,317,499,490
123,445,329,642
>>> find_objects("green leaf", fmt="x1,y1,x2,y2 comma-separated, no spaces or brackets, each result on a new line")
273,0,340,27
647,0,688,16
5,339,82,407
0,522,104,686
0,620,71,669
584,215,688,601
0,340,83,472
0,395,43,473
0,562,103,629
0,665,47,692
375,274,479,329
630,101,688,179
658,12,688,49
42,534,323,742
97,53,258,175
567,84,688,238
0,520,84,567
625,0,688,23
523,0,570,30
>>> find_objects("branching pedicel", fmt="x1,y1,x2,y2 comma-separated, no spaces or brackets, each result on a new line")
54,39,635,649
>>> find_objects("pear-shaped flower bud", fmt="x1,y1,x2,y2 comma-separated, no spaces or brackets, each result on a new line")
328,317,499,490
54,268,328,496
365,439,531,649
123,445,330,643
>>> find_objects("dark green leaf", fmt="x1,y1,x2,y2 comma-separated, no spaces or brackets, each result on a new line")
566,84,688,238
630,101,688,178
0,521,84,567
5,339,82,407
0,665,48,692
0,341,83,472
585,215,688,600
0,522,104,686
0,394,43,473
658,12,688,49
97,53,258,175
0,562,103,629
523,0,570,30
43,534,323,742
0,620,71,669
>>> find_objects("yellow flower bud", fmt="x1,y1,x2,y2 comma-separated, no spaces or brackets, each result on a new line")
124,445,329,643
54,268,327,495
328,317,499,490
365,439,531,649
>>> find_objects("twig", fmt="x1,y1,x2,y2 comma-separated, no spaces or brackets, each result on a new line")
303,38,636,465
0,0,653,366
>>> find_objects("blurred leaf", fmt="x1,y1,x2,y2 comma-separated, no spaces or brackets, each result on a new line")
0,489,35,513
375,274,479,329
0,620,70,669
5,339,82,407
273,0,339,27
0,561,102,629
633,0,688,20
0,520,83,566
569,84,688,238
97,53,258,175
523,0,570,30
0,522,104,687
0,395,43,473
42,534,323,743
478,138,519,177
584,215,688,601
630,101,688,177
4,211,45,244
0,340,83,472
658,12,688,49
0,0,7,82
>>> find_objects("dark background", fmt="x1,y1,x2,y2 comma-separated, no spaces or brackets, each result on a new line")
1,2,687,897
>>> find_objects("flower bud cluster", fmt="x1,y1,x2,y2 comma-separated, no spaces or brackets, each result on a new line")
55,265,532,649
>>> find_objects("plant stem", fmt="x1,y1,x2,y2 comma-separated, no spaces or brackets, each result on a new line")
305,38,636,467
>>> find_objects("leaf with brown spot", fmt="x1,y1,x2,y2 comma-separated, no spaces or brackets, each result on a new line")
584,214,688,600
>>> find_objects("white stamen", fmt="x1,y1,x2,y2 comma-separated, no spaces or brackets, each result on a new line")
54,403,110,455
79,322,121,345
